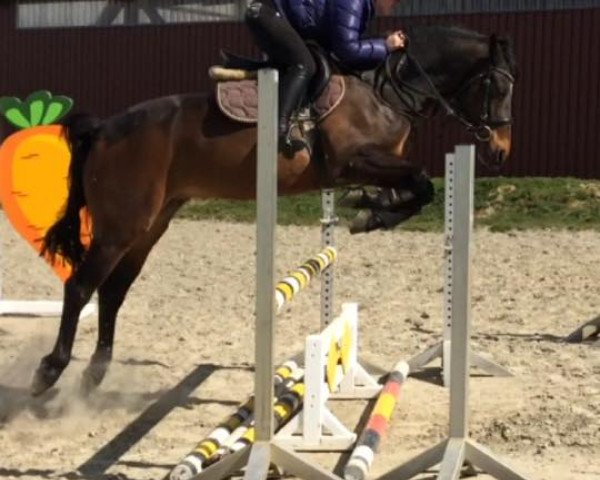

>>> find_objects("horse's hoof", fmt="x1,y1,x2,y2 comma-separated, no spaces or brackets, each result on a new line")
80,362,109,397
349,210,384,234
30,358,65,397
80,372,97,398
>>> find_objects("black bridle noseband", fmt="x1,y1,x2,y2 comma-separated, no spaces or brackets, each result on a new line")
384,52,515,143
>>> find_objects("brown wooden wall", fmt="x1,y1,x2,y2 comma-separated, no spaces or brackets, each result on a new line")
1,2,599,178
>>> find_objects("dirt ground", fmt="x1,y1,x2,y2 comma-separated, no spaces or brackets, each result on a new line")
0,216,598,480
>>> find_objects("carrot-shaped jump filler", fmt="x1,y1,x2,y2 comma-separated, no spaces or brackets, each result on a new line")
344,361,410,480
0,91,91,281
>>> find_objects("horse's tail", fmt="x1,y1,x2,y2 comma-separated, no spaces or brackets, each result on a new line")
42,113,102,270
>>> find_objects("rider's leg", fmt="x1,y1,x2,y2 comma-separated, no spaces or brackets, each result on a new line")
245,1,316,145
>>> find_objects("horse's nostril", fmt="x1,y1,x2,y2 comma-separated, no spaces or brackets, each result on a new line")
496,149,506,166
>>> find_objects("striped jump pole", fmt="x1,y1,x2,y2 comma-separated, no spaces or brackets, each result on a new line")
344,361,410,480
169,361,301,480
566,315,600,343
275,246,337,312
205,367,304,466
219,379,305,457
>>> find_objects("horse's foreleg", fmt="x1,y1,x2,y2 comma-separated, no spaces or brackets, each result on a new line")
80,199,185,394
338,149,434,233
338,147,427,188
31,241,129,396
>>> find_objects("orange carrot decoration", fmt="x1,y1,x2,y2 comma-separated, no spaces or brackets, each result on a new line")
0,91,91,282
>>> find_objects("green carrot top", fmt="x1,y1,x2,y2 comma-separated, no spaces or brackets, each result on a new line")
0,90,73,130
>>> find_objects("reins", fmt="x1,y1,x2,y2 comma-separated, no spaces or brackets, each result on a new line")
383,48,514,143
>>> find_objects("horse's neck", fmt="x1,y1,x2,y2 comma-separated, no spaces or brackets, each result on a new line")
362,45,485,122
361,55,434,120
334,75,411,146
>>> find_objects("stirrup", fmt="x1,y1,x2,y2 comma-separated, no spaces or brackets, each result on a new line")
279,123,310,158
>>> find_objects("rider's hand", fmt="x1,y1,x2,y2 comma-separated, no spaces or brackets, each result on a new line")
385,30,407,51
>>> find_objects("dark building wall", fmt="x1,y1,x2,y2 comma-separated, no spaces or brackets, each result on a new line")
1,2,257,116
394,0,600,16
1,2,599,178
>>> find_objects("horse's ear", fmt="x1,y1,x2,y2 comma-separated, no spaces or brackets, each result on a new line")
490,34,517,75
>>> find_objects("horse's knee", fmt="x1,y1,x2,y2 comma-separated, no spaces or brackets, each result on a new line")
98,284,128,306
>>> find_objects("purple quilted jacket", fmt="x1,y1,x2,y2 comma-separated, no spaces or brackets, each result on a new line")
273,0,388,69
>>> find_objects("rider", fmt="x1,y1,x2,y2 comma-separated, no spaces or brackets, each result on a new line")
245,0,406,150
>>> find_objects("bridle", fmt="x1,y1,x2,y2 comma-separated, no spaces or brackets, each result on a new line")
384,52,515,143
451,65,515,140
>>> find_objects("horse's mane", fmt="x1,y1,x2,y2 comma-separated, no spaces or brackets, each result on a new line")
404,25,517,76
407,25,486,42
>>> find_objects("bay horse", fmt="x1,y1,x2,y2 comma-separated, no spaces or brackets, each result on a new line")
33,25,516,395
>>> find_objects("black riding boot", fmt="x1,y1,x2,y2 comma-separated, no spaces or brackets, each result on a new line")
244,0,316,154
278,64,312,153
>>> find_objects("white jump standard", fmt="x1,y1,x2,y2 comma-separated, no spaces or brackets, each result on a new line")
187,69,343,480
186,70,401,480
407,153,510,386
241,68,338,480
380,146,534,480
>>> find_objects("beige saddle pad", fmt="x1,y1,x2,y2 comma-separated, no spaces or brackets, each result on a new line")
216,75,345,124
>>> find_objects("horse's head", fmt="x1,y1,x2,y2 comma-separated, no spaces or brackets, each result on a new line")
383,26,517,169
450,34,516,169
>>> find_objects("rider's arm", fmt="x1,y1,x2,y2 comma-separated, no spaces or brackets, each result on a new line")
329,0,389,69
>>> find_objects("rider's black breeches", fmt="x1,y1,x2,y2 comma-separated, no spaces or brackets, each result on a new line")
245,0,317,128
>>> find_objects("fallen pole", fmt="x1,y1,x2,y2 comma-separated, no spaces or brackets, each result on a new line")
169,361,301,480
566,315,600,343
208,367,305,463
221,379,305,456
344,361,410,480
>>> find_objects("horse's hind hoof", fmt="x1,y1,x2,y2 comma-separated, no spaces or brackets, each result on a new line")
31,358,65,397
80,372,98,398
349,210,385,234
80,361,109,397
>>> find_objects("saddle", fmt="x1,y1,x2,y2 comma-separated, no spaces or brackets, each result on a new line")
211,44,345,125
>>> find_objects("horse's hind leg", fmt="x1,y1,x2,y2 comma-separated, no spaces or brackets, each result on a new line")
80,199,185,394
31,240,131,396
